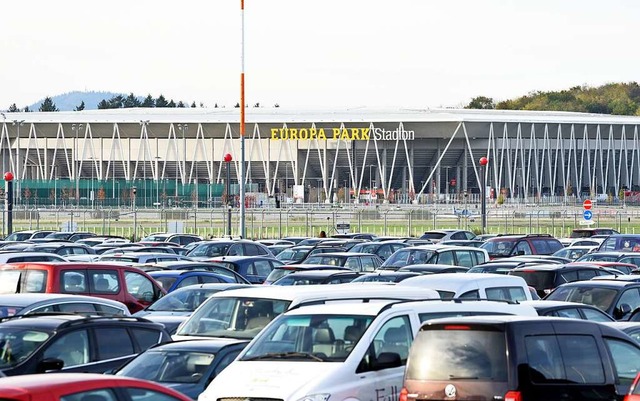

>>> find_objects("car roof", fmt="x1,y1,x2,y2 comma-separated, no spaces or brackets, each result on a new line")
149,338,249,352
521,300,604,309
282,269,358,278
209,255,274,262
0,315,157,329
148,270,221,277
418,315,617,328
0,293,128,309
398,273,528,292
557,279,640,288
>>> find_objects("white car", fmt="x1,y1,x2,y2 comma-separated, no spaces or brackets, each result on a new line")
198,299,537,401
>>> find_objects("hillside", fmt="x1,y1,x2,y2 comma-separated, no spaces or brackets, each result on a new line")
29,91,123,111
466,82,640,116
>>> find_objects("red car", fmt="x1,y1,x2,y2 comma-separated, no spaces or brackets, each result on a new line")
0,262,166,313
0,372,192,401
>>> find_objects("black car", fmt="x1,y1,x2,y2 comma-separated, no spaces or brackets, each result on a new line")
523,300,615,322
404,315,640,400
264,264,351,285
44,232,97,242
0,315,171,376
271,270,361,286
206,256,284,284
509,263,625,298
546,280,640,320
114,339,249,399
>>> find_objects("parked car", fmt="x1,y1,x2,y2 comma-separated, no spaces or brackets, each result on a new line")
44,232,97,242
198,299,537,401
545,280,640,320
348,241,408,261
173,284,440,341
22,243,96,258
522,300,615,322
0,293,130,318
577,251,640,269
271,269,361,286
402,315,640,401
439,239,486,248
571,227,619,238
206,256,284,284
598,234,640,252
380,245,488,270
0,262,166,313
187,240,272,260
0,315,171,376
263,264,351,285
141,233,203,246
398,273,533,302
0,372,193,401
138,261,251,283
3,230,55,242
114,339,249,400
552,245,597,261
133,283,249,333
480,234,564,259
149,270,245,293
301,252,383,272
419,229,476,242
97,252,191,265
0,252,67,264
509,263,625,298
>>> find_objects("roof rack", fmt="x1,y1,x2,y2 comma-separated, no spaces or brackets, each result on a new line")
0,311,133,323
377,297,519,315
524,234,553,238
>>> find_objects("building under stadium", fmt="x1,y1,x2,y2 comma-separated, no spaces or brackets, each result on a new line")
1,107,640,206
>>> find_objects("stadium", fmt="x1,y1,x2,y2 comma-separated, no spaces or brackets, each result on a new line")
1,107,640,207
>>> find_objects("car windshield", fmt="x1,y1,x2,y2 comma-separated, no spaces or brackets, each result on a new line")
265,268,295,283
116,349,215,383
148,288,221,312
421,233,446,240
546,286,619,312
382,249,435,269
142,235,169,242
350,244,378,253
276,249,309,262
46,233,72,240
0,306,24,318
241,314,373,362
4,233,31,242
175,297,291,339
0,328,51,367
481,240,516,256
188,244,231,257
303,256,346,266
509,270,556,289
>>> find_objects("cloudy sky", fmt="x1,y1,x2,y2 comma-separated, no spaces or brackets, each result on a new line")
0,0,637,110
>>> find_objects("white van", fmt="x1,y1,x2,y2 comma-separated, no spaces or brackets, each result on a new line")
398,273,533,302
173,284,439,341
198,299,538,401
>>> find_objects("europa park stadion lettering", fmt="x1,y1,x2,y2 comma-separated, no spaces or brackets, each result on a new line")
270,127,415,141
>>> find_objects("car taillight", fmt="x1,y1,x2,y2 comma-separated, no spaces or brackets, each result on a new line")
444,325,470,330
624,396,640,401
399,388,408,401
504,391,522,401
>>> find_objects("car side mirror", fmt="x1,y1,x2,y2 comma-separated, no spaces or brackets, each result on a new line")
37,358,64,373
371,352,402,371
142,291,154,302
616,303,632,319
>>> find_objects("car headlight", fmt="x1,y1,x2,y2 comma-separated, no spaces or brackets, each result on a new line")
296,394,331,401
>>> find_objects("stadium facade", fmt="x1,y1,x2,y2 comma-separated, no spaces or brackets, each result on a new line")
1,107,640,205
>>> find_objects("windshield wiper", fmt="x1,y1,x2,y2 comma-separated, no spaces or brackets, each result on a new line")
243,352,325,362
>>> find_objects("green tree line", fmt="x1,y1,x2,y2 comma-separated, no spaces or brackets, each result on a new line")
466,82,640,115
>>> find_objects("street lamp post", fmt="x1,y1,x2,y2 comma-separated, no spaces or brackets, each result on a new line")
480,157,489,234
224,153,233,237
132,186,137,241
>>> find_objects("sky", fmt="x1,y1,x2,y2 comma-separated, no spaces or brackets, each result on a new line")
1,0,638,110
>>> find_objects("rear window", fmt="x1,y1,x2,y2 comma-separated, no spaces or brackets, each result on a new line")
570,230,595,239
481,240,515,257
509,270,555,289
406,327,507,381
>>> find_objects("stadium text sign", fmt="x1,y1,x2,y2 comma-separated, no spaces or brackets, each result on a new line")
270,127,415,141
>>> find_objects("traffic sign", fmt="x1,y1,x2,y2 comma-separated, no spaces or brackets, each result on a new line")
583,210,593,220
583,199,592,210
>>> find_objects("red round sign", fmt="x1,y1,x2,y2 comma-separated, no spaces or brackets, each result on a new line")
583,199,592,210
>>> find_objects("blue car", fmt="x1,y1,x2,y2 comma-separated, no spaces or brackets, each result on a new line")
148,270,243,293
114,339,249,400
207,256,284,284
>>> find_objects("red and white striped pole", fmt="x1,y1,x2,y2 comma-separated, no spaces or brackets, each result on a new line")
239,0,246,238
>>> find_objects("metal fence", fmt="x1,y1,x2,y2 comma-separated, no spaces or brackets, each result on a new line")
2,203,639,240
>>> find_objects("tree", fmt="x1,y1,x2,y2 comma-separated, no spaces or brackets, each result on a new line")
465,96,496,110
190,102,197,108
97,99,110,109
141,95,155,108
8,103,18,112
177,101,186,108
39,97,59,112
155,95,168,108
167,100,176,108
123,93,141,108
74,101,85,111
23,106,30,112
